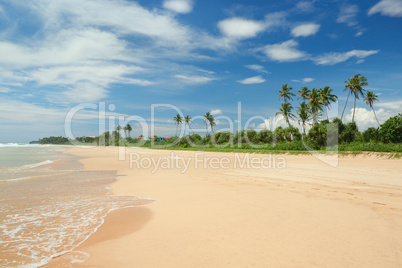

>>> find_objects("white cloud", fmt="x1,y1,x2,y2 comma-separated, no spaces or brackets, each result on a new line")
0,87,12,93
377,100,402,110
174,75,214,84
262,40,307,62
313,49,379,65
295,1,316,13
237,75,266,84
218,18,265,40
303,78,314,83
29,63,151,87
0,69,27,86
337,4,359,26
0,98,125,124
291,23,320,37
368,0,402,17
0,1,234,104
0,28,128,68
292,77,314,83
245,64,270,74
344,107,394,130
60,82,109,104
355,31,363,37
210,109,222,115
163,0,194,14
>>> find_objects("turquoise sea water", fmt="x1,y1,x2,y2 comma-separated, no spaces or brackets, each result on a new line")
0,144,154,267
0,144,62,169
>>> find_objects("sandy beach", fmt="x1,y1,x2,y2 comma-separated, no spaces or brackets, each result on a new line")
47,146,402,267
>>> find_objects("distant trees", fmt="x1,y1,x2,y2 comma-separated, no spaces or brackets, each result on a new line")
278,84,295,103
34,136,70,145
184,115,194,134
364,91,380,126
124,123,132,137
307,88,323,124
173,114,183,136
341,74,368,122
320,86,338,121
297,102,311,135
203,112,216,134
276,102,296,127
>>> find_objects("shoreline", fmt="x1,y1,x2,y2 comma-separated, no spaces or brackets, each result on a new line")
48,146,402,267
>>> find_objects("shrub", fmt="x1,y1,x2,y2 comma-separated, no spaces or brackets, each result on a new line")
273,126,286,143
258,129,273,144
363,127,379,143
379,113,402,143
340,122,359,143
284,126,302,141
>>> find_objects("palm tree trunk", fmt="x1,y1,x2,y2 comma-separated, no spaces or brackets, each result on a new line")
341,92,350,120
325,106,329,121
372,107,380,126
352,95,357,122
188,124,194,134
176,125,178,136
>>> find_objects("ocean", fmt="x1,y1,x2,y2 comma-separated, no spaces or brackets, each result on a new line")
0,144,154,267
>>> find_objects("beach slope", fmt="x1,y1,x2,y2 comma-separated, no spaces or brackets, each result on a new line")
50,147,402,267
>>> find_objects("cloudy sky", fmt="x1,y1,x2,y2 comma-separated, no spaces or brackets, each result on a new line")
0,0,401,142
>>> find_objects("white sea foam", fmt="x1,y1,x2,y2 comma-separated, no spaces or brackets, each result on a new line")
0,143,49,148
22,160,54,169
0,166,155,267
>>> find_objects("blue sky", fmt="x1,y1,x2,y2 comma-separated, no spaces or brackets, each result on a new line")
0,0,401,142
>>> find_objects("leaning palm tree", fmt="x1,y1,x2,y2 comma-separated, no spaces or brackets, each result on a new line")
276,102,296,127
208,115,216,133
204,112,211,134
278,84,295,103
173,114,183,136
364,90,380,126
297,102,312,135
319,86,338,121
341,74,368,122
123,125,128,137
125,123,132,137
297,87,310,103
308,88,323,124
184,115,194,134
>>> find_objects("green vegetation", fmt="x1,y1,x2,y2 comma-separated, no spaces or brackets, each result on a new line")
30,136,71,145
30,75,401,154
378,113,402,143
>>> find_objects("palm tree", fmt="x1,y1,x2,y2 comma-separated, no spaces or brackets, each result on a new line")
204,112,212,134
125,123,132,137
184,115,194,134
208,114,216,133
173,114,183,136
341,74,368,122
276,102,296,127
297,102,312,135
364,90,380,126
319,86,338,121
308,88,323,124
297,87,310,103
278,84,295,103
116,125,122,138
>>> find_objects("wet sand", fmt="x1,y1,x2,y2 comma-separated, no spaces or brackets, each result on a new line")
50,147,402,267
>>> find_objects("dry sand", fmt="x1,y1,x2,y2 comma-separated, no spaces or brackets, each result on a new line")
48,147,402,267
